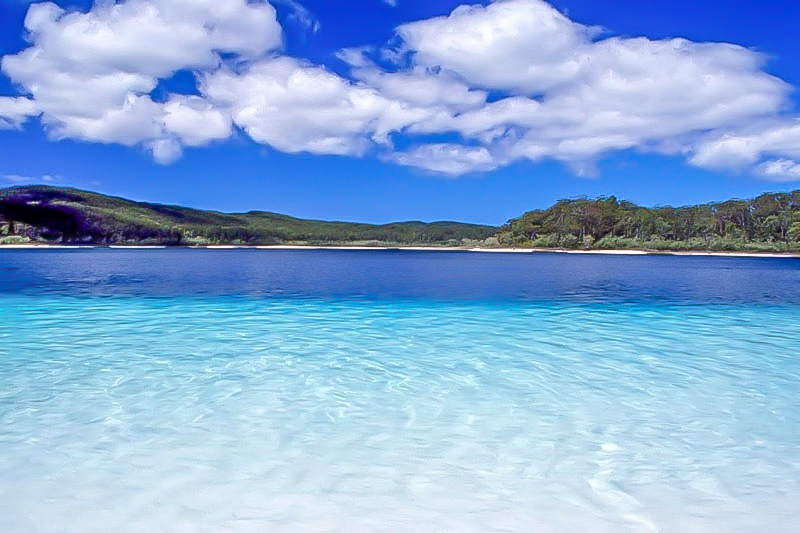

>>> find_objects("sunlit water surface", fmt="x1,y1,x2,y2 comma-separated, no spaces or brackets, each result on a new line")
1,250,799,532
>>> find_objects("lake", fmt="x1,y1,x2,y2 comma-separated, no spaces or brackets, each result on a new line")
1,249,799,532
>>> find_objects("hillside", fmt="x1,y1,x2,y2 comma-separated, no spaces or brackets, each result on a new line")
4,186,800,252
0,186,498,246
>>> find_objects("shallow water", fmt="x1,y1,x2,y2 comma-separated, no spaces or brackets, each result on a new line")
1,250,799,532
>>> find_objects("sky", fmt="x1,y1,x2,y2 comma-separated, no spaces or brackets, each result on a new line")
2,0,800,224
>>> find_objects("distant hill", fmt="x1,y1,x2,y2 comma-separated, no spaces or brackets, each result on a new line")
0,186,499,246
4,186,800,252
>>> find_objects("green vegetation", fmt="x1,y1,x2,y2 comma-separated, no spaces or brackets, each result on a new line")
3,185,800,252
500,192,800,252
0,186,497,246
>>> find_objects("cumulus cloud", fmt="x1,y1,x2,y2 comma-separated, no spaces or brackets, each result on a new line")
390,0,790,173
396,0,601,94
0,0,280,160
387,144,498,175
1,0,800,179
202,57,446,155
161,96,232,147
690,120,800,169
347,65,487,112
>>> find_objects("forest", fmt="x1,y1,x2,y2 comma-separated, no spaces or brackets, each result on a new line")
499,192,800,252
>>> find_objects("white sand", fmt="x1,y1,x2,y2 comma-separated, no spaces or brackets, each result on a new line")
671,251,798,258
108,245,167,249
468,248,535,253
210,246,800,258
2,243,798,258
0,244,94,249
255,245,389,250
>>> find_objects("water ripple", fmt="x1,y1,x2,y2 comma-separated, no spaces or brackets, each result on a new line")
1,296,799,532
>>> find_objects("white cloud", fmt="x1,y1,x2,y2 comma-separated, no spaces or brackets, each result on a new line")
3,173,59,184
387,144,498,175
10,0,282,76
202,56,444,155
351,66,487,112
390,0,790,173
396,0,600,94
273,0,320,33
757,159,800,181
0,97,38,129
690,120,800,170
337,48,486,112
146,137,184,165
0,0,281,160
1,0,800,179
162,96,232,147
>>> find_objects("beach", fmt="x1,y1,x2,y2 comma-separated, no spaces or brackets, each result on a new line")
2,242,799,258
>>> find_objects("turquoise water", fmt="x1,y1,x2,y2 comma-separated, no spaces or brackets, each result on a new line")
1,250,800,532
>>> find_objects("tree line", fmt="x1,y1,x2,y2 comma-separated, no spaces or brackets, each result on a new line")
499,191,800,252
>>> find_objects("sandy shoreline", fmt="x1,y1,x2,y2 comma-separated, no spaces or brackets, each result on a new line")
1,243,799,258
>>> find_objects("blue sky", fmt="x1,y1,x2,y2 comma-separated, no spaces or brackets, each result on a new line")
2,0,800,224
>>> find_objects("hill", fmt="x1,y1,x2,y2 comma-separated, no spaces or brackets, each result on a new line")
0,186,498,246
4,186,800,252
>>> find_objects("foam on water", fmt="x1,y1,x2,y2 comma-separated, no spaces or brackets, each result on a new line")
1,293,799,532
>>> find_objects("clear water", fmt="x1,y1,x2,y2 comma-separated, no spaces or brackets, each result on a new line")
1,250,799,532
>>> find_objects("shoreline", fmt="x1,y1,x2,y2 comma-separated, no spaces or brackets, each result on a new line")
1,243,799,258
